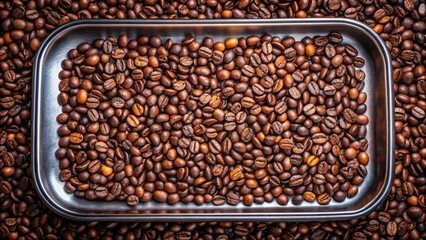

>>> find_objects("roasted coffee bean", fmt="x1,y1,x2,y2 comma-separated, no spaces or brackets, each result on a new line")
241,65,255,77
313,174,326,185
127,115,140,127
0,181,13,193
412,106,425,119
312,133,328,144
289,175,303,187
127,195,139,206
212,195,226,205
317,193,331,205
407,206,423,218
254,157,267,168
69,132,83,144
279,138,294,150
333,191,346,202
2,152,15,166
212,165,224,176
303,191,316,202
378,212,391,223
94,186,108,198
289,87,301,99
386,221,397,237
226,192,240,205
241,97,255,108
306,155,319,167
85,97,100,108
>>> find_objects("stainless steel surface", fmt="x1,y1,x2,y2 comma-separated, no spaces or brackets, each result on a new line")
32,19,395,221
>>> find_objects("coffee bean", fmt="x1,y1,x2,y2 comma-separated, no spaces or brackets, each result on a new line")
209,95,221,108
255,64,268,77
289,87,301,99
308,82,320,95
328,32,343,43
94,186,108,198
212,165,224,177
0,181,13,193
378,212,391,223
2,152,15,166
303,104,315,115
225,38,238,49
407,206,423,218
386,221,397,237
127,195,139,206
134,56,148,67
333,191,346,202
85,97,100,108
198,46,212,58
69,132,83,144
0,97,15,109
226,192,240,205
253,157,266,168
312,133,328,144
324,85,336,95
127,115,140,127
101,165,113,176
303,191,316,202
252,83,265,95
289,175,303,187
412,106,425,119
241,97,255,108
212,195,226,205
241,65,255,77
3,0,426,237
306,155,319,167
317,193,331,205
94,141,108,153
87,109,99,122
110,97,125,108
153,190,168,203
313,174,326,185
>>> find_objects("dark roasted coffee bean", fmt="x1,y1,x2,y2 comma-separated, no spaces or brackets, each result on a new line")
378,212,391,223
412,106,425,119
95,186,108,198
386,221,397,237
328,32,343,43
0,97,15,109
0,181,13,194
303,191,316,202
241,65,255,77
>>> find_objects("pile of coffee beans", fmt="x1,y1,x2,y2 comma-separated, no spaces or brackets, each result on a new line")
0,0,425,239
55,32,369,207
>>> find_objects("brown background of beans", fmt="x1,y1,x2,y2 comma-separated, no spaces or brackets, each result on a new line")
0,0,425,239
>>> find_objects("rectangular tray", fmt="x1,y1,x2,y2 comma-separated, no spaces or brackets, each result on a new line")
32,19,394,221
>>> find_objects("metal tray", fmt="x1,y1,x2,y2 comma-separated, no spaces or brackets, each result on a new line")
32,19,394,221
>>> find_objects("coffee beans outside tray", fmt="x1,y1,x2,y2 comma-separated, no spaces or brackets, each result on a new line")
55,32,369,207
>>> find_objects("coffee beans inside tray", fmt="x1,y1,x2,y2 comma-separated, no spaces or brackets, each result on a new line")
55,32,369,207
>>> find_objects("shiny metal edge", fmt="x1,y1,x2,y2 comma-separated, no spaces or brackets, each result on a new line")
32,18,395,221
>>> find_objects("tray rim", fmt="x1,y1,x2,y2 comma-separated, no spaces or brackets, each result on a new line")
32,18,395,221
